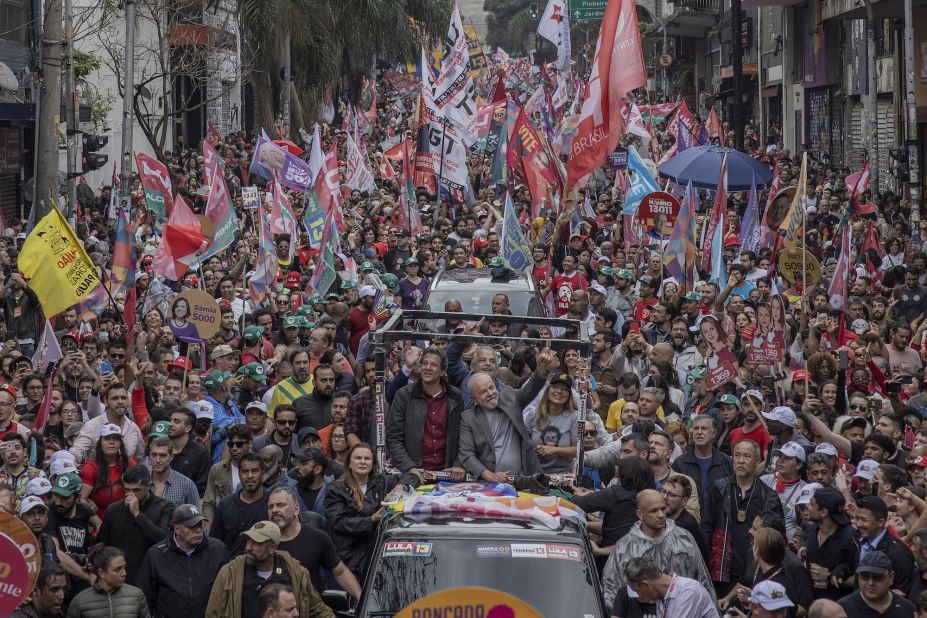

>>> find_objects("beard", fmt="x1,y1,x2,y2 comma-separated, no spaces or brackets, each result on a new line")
297,472,317,488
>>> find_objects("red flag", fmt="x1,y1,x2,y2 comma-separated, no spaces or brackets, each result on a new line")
378,154,397,180
33,370,57,434
492,69,508,103
152,194,206,281
828,227,852,310
860,222,885,289
319,143,346,232
707,107,725,146
700,154,728,273
124,287,137,335
566,0,646,187
207,121,221,145
846,161,871,202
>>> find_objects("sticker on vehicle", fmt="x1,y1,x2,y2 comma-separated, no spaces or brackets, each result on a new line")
509,543,549,558
383,541,433,557
476,544,511,558
545,544,582,561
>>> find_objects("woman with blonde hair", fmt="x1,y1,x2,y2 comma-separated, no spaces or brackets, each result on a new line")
526,377,579,474
323,443,400,578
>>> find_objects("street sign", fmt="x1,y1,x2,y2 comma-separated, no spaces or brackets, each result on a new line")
569,0,607,20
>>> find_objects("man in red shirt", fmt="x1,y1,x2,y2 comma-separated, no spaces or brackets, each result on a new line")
531,244,552,293
729,389,773,459
545,255,587,317
0,384,29,441
347,285,377,356
632,275,660,324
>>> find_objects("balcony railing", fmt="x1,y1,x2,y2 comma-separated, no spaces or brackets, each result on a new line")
673,0,720,11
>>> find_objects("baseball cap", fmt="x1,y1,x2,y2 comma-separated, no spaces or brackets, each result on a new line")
382,274,400,292
100,423,123,438
857,550,893,575
638,275,658,289
168,356,193,371
25,477,53,497
589,282,607,295
813,486,850,525
854,459,879,481
550,376,574,391
718,394,740,407
245,401,268,415
0,383,17,398
295,447,328,469
284,272,302,289
796,482,823,506
297,427,320,444
748,581,793,610
762,406,797,427
683,291,702,302
172,504,206,527
190,400,215,420
341,279,358,290
687,366,707,382
49,458,78,477
814,443,839,458
908,455,927,469
202,370,230,392
775,441,807,462
243,325,264,343
360,261,375,271
241,520,281,544
615,268,634,280
50,473,83,497
851,319,870,335
598,266,615,277
405,256,419,266
742,389,764,405
791,369,807,383
150,420,170,438
210,345,236,359
282,315,300,329
237,362,268,382
18,495,48,516
840,416,869,433
359,285,377,298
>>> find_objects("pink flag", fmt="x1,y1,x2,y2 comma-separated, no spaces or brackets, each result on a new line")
700,154,728,273
828,227,852,310
152,194,206,281
846,161,870,202
566,0,645,188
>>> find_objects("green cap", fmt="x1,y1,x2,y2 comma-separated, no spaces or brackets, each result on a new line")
683,291,702,302
243,325,264,342
616,268,634,281
202,370,230,391
404,257,419,266
51,473,82,497
718,394,740,406
296,315,313,329
687,366,707,381
307,293,323,305
150,420,170,438
488,256,505,268
598,266,614,277
360,261,375,271
341,279,358,290
325,293,340,301
282,315,300,329
382,273,400,293
237,362,268,382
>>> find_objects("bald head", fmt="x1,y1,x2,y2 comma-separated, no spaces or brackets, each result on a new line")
636,488,664,511
808,600,847,618
651,343,674,363
469,372,499,410
258,444,283,469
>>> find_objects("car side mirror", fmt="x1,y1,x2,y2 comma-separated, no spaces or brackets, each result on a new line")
322,590,353,616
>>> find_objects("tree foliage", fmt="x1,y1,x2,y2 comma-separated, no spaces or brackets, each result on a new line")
483,0,535,55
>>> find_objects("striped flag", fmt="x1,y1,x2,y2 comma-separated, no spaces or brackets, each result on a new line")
308,205,339,294
740,176,760,254
664,181,697,292
248,210,279,304
700,153,728,273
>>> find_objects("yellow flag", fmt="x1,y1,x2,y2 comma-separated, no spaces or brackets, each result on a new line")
19,207,101,317
778,152,808,248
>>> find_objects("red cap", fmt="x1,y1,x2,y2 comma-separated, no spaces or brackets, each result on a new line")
168,356,193,371
723,235,740,248
0,383,17,398
285,272,302,289
186,275,199,288
856,203,877,215
908,455,927,468
792,369,807,382
141,254,154,264
473,238,489,249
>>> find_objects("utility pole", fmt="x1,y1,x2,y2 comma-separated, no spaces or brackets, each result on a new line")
904,0,921,241
119,0,137,198
64,0,79,214
282,33,291,138
34,0,63,220
864,0,879,194
29,0,43,221
732,0,744,150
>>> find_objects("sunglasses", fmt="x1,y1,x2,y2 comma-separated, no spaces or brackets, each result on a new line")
583,430,598,437
228,441,249,448
276,419,297,426
850,404,867,411
111,353,125,360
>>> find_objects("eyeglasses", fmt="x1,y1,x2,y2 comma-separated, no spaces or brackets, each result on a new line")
661,490,685,499
276,419,297,426
110,353,125,360
850,404,867,411
228,441,249,448
582,430,598,437
332,434,346,440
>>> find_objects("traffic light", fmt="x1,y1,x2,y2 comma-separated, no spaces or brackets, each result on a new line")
82,134,108,172
530,3,539,18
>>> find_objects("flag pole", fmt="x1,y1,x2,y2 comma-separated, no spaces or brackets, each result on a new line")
801,152,807,292
436,118,447,214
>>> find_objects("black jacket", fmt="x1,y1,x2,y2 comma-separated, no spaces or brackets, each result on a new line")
292,392,332,431
209,490,269,558
171,438,212,495
866,528,917,595
386,379,465,475
322,473,400,577
570,485,638,547
803,522,859,600
98,495,174,586
138,532,228,618
672,448,732,520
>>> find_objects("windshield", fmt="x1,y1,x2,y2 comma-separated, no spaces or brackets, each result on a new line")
426,289,545,317
360,538,603,617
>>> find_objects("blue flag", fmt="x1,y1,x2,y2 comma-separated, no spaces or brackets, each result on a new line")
501,192,531,271
623,147,659,215
740,175,760,254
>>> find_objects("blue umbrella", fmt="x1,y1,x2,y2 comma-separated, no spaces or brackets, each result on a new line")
657,146,773,191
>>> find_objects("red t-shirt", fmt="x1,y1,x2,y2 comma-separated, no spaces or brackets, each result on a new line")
533,262,552,293
633,297,659,324
550,272,587,316
348,306,373,356
730,424,773,458
79,458,137,519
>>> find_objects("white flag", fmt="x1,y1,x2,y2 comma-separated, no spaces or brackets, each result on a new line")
433,1,478,146
626,102,651,144
538,0,571,73
344,133,376,192
33,320,63,371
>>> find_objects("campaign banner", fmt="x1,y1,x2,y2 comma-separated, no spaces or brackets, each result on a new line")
250,131,314,193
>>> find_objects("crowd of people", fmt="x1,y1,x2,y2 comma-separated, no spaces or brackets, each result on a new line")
0,54,925,618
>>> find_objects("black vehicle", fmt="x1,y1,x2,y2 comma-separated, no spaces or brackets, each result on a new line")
425,267,547,318
330,495,606,617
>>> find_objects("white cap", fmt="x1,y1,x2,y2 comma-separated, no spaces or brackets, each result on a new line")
25,477,52,497
245,401,268,414
796,482,823,505
762,406,797,427
589,282,607,295
814,443,839,458
100,423,123,438
854,459,879,481
775,441,807,462
749,580,794,610
359,285,377,298
18,495,48,516
190,400,214,420
50,459,78,477
49,450,77,466
742,389,764,405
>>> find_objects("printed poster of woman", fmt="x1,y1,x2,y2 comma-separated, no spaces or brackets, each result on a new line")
698,314,739,390
748,300,786,366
